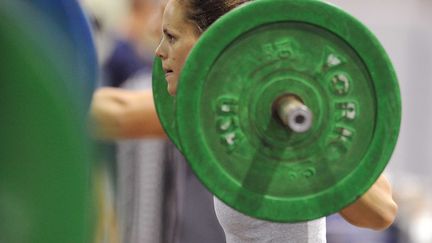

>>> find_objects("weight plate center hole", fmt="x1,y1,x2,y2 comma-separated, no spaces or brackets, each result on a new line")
273,94,313,133
295,114,306,124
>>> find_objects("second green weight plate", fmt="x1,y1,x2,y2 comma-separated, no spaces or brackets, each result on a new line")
176,0,401,222
152,58,182,150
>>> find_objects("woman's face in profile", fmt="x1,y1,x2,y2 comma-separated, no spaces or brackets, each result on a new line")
155,0,199,96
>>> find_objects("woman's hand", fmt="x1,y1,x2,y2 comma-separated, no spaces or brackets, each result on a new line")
339,174,398,230
89,87,166,140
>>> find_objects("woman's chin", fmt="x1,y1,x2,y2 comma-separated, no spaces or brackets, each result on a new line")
167,85,177,96
166,76,178,96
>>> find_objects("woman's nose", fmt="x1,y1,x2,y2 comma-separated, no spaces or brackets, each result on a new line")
155,41,166,59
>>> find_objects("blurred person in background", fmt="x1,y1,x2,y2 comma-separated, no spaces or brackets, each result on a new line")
89,0,164,139
102,0,159,88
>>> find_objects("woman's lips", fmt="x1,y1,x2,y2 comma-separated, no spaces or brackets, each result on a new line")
163,67,173,78
165,71,173,79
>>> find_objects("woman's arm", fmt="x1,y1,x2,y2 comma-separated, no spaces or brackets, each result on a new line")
339,174,398,230
89,87,166,140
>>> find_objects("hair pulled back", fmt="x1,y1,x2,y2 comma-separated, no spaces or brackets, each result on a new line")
178,0,251,33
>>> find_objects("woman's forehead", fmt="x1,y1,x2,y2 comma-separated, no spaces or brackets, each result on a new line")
163,0,195,33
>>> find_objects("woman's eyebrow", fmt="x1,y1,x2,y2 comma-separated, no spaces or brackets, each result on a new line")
163,27,177,36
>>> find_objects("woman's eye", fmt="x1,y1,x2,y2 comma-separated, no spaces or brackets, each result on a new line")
166,33,176,43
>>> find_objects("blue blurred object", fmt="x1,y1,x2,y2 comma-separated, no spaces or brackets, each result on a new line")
30,0,97,98
19,0,98,108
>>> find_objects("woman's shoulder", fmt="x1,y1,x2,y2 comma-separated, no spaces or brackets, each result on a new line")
213,197,326,243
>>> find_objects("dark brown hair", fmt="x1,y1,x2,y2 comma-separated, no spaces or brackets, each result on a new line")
178,0,251,33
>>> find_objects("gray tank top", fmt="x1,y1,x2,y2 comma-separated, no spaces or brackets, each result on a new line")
214,197,326,243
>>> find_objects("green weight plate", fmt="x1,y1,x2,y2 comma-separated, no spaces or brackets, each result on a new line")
0,2,94,242
176,0,401,222
152,57,182,150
